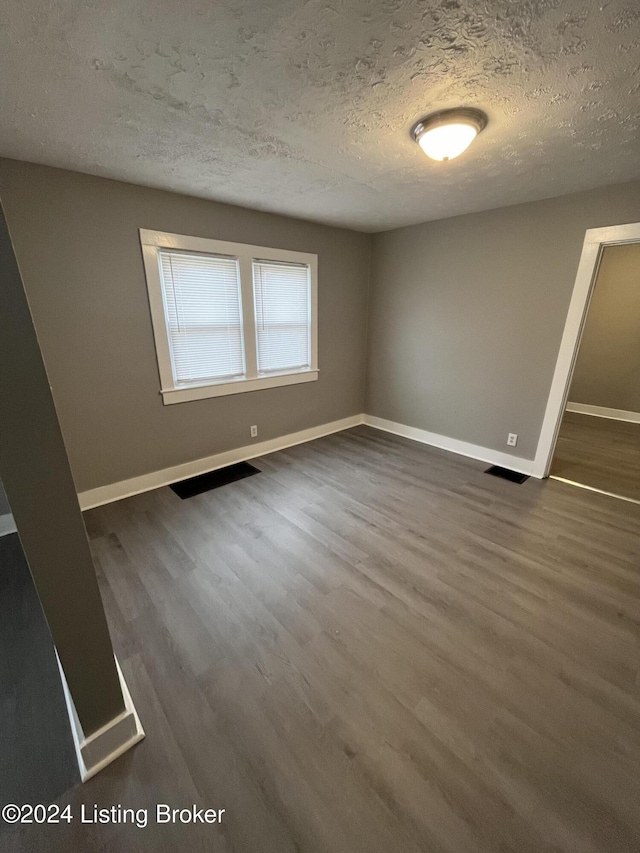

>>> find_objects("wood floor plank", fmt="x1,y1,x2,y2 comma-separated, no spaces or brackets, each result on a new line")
552,411,640,501
14,425,640,852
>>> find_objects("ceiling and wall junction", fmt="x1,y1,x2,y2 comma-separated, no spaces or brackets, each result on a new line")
1,0,639,231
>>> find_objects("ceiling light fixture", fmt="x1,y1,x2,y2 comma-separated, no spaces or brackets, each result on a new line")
411,108,488,162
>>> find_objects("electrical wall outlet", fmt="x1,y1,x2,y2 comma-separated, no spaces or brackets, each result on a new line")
250,425,258,438
507,433,518,447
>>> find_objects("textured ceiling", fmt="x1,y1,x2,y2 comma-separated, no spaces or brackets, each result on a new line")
1,0,639,231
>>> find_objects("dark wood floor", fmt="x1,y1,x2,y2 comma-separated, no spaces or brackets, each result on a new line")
551,411,640,502
6,426,640,852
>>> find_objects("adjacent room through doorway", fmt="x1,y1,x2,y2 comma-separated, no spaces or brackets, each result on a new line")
550,242,640,503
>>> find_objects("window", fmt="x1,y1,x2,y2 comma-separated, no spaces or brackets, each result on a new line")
253,261,311,375
140,230,318,404
159,251,245,385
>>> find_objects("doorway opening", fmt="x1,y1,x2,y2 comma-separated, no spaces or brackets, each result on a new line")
533,223,640,504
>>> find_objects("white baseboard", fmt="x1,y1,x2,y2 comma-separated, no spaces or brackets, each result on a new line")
79,414,364,510
566,402,640,424
363,414,537,477
78,411,543,511
0,513,17,538
57,653,144,782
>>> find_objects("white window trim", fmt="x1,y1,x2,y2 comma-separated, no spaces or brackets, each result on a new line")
140,229,318,405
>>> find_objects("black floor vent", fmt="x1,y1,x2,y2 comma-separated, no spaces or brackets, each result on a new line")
485,465,529,484
170,461,260,499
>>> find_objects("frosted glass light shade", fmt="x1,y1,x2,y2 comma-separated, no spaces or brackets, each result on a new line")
412,108,487,162
417,123,478,161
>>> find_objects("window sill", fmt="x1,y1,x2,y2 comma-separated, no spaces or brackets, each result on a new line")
160,369,319,405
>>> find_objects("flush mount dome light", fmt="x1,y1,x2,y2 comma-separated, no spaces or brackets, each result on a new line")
411,108,488,161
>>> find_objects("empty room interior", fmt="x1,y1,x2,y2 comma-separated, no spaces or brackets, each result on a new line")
1,1,640,851
551,242,640,502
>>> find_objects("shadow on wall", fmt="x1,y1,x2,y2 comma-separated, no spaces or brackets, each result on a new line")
0,532,80,810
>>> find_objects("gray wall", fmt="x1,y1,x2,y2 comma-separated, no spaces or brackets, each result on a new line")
0,159,371,493
569,243,640,414
366,181,640,461
0,200,124,736
3,157,640,484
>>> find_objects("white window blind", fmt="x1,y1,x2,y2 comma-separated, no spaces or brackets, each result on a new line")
253,261,311,375
158,250,245,386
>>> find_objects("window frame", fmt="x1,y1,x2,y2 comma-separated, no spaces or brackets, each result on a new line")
140,229,318,405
